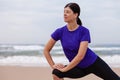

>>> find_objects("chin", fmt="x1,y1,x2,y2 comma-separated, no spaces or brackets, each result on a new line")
64,20,69,23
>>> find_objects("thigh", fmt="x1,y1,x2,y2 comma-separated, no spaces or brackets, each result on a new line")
91,57,120,80
52,67,87,78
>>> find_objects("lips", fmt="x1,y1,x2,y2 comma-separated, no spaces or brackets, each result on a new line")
64,16,67,19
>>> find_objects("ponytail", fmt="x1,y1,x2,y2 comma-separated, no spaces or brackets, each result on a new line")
77,17,82,26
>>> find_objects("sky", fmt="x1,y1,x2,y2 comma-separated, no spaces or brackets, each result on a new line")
0,0,120,45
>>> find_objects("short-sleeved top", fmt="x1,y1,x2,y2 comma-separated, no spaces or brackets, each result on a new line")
51,25,97,68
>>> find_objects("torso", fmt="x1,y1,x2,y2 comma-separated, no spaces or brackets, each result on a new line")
51,25,98,68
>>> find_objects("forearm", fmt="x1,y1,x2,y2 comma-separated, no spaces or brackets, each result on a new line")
44,50,55,68
60,41,88,72
63,54,84,72
43,38,56,69
44,51,65,70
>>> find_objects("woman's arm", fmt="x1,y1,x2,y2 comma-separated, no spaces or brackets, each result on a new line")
44,38,56,69
59,41,88,72
44,38,65,69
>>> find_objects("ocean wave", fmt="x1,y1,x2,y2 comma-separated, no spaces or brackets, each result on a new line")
0,44,120,57
100,55,120,67
91,47,120,51
13,45,42,51
1,44,120,51
0,55,120,67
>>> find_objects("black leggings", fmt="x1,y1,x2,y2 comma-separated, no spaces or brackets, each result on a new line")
52,56,120,80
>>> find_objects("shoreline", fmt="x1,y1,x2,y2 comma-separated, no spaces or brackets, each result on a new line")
0,66,120,80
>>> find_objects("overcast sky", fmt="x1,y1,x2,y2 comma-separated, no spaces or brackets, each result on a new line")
0,0,120,45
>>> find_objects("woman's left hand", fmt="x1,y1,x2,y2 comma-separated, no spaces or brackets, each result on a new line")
58,67,67,72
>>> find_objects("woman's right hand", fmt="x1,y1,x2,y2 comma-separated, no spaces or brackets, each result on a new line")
52,63,65,70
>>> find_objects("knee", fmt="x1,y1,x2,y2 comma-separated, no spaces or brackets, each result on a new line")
52,69,63,78
52,69,61,75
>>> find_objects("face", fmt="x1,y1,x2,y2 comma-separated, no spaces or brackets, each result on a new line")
64,7,78,23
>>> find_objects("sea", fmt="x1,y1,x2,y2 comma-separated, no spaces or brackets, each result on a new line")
0,44,120,68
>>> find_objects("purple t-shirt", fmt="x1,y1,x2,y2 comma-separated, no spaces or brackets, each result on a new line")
51,25,97,68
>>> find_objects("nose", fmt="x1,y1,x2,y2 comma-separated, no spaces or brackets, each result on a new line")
64,13,67,17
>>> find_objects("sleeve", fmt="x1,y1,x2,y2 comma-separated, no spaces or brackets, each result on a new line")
80,28,91,43
51,28,62,41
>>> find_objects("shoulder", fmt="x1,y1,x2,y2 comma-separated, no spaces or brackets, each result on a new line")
78,26,90,35
79,26,90,31
51,25,66,36
51,25,66,41
56,25,66,31
53,25,66,33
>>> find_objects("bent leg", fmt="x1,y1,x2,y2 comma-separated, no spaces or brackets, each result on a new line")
52,67,87,79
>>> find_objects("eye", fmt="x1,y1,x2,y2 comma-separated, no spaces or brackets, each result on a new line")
64,10,71,14
64,7,73,14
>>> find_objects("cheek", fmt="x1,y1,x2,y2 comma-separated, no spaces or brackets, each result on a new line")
68,15,75,21
64,13,75,22
64,16,72,22
67,14,73,19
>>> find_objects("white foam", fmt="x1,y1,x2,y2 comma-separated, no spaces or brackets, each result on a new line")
91,47,120,51
0,56,45,66
13,45,42,51
100,55,120,67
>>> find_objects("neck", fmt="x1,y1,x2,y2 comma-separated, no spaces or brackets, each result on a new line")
67,21,79,31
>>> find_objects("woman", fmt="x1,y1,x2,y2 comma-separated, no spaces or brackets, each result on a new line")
44,2,120,80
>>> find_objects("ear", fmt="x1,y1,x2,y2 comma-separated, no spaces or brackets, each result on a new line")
74,13,78,19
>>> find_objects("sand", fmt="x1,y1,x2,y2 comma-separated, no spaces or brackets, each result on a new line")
0,66,120,80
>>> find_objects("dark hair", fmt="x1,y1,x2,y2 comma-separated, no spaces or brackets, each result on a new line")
64,3,82,26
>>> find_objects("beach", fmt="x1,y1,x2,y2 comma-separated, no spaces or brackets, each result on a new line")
0,44,120,80
0,66,120,80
